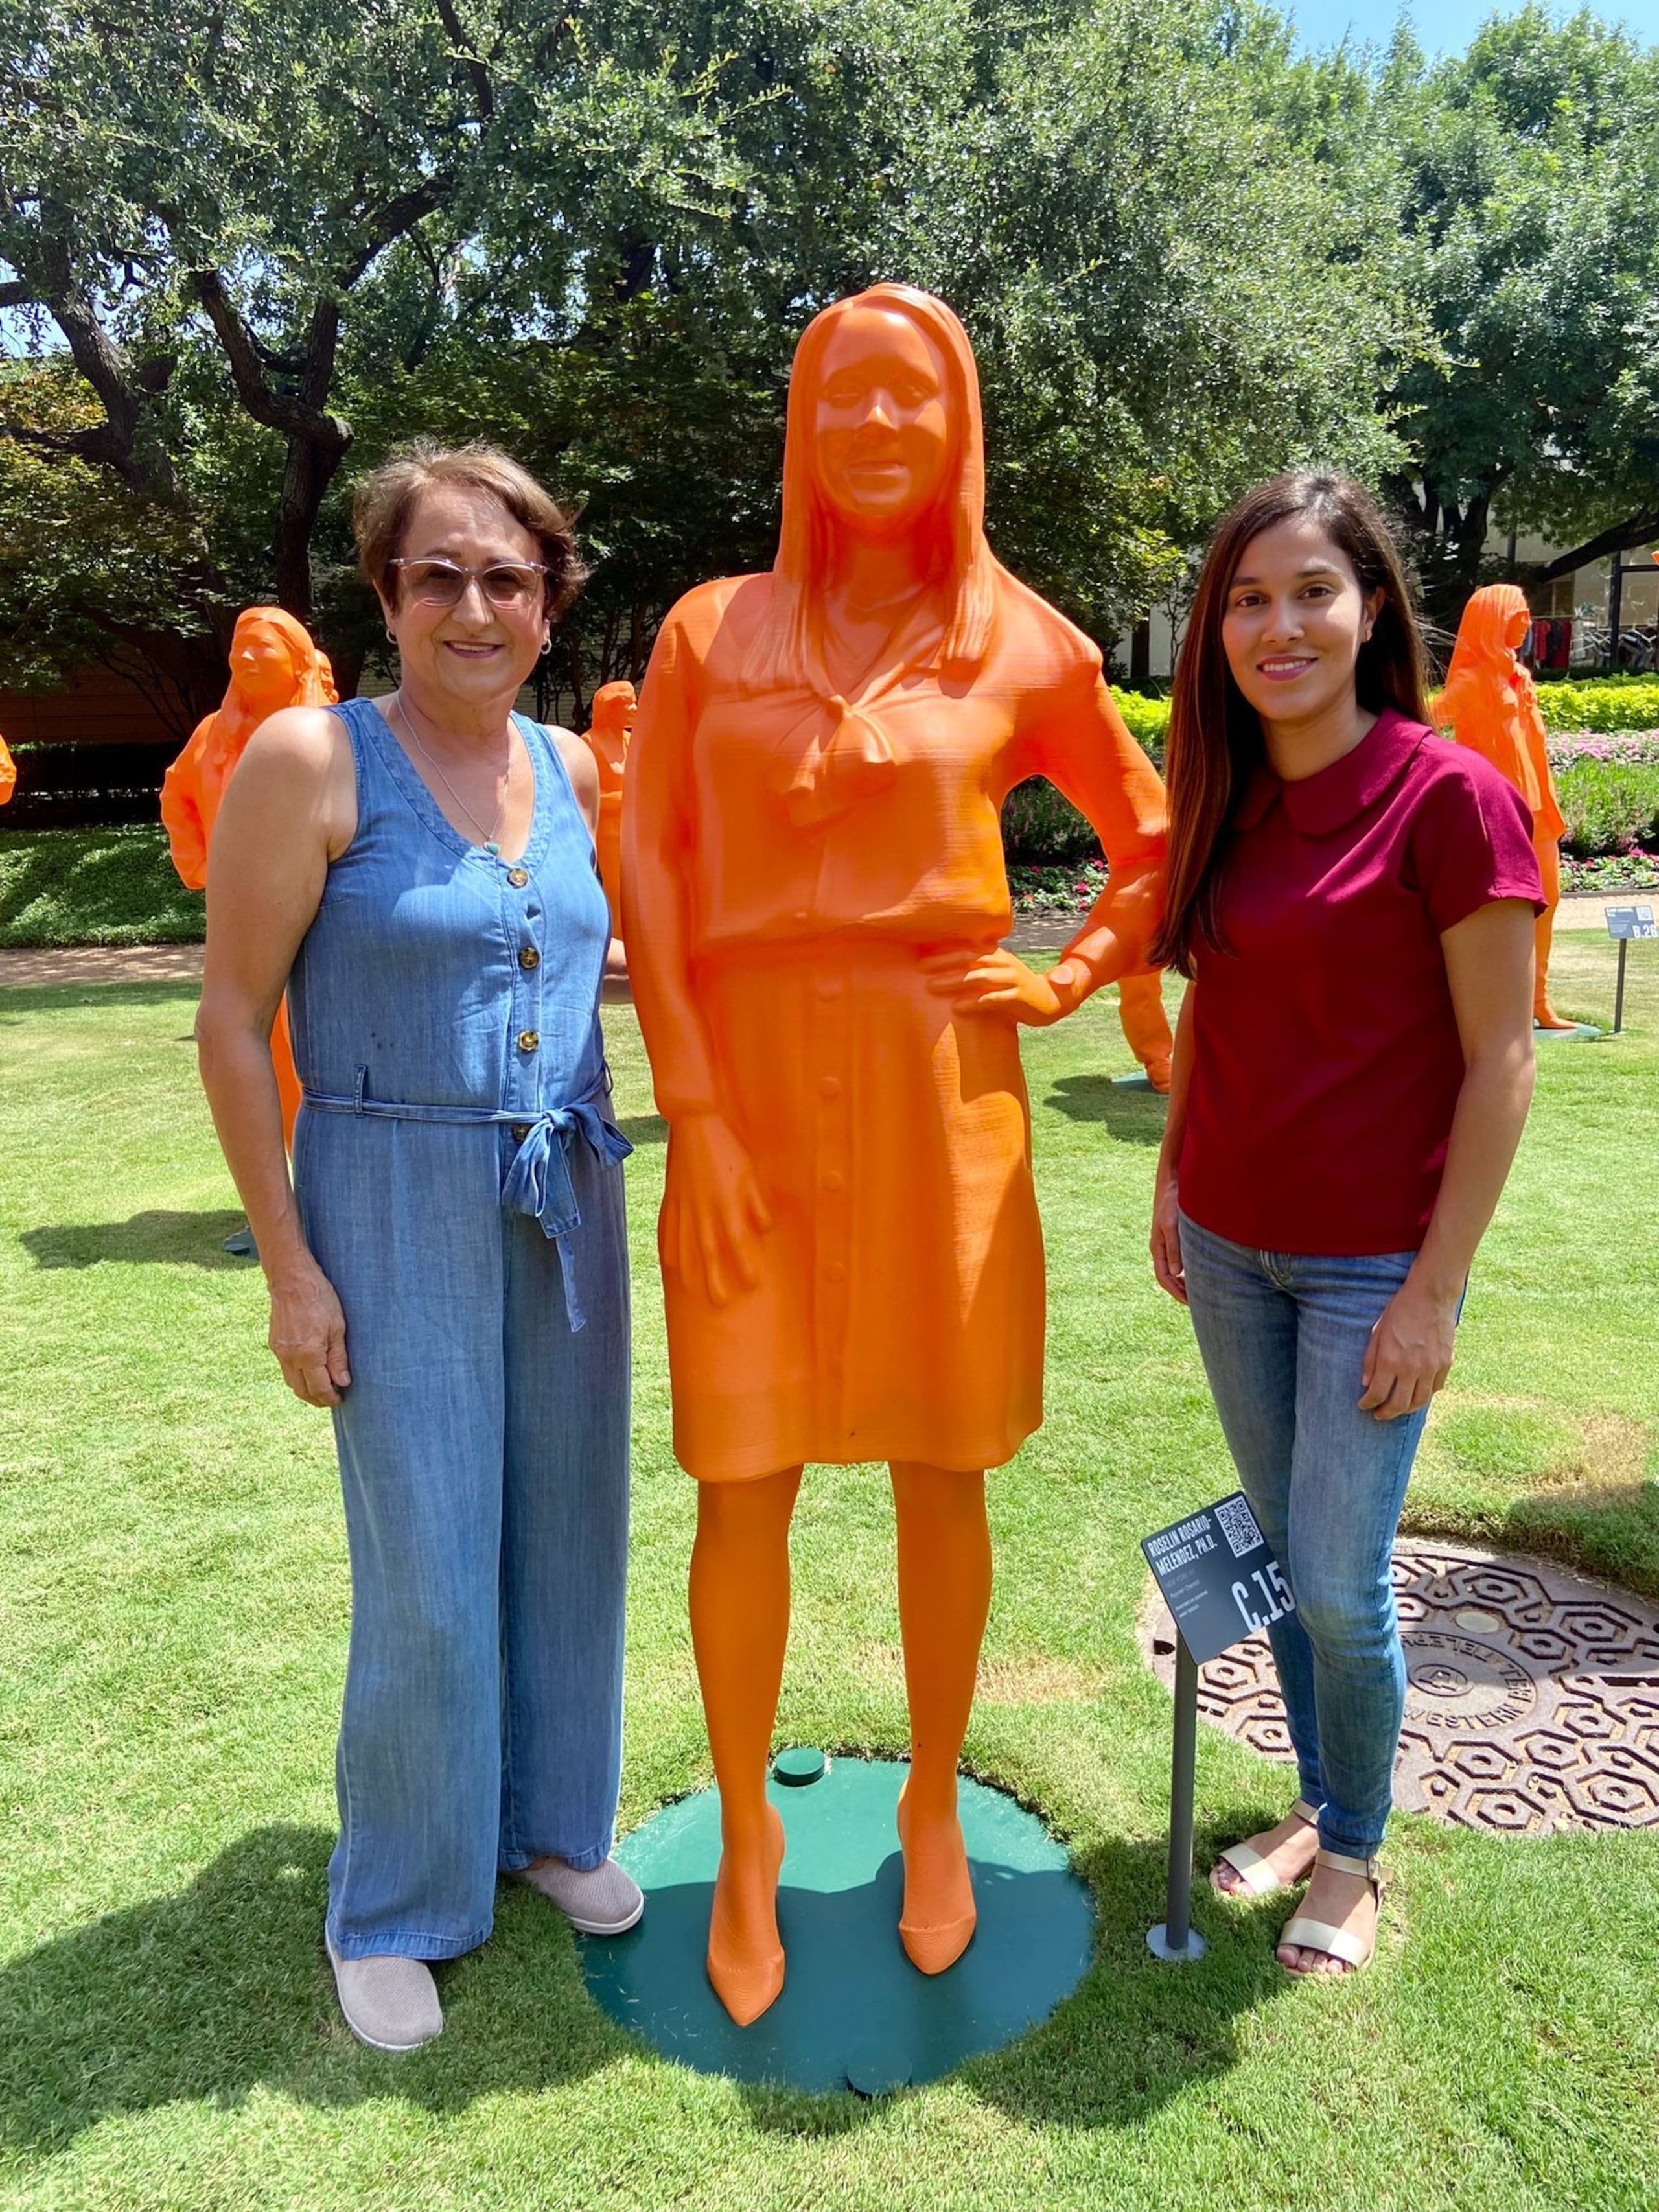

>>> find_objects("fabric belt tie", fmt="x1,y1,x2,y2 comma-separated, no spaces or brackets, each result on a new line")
299,1069,632,1332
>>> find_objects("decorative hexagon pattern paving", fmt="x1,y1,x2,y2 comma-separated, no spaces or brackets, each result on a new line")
1143,1542,1659,1835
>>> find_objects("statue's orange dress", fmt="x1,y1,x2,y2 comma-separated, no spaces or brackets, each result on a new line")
0,734,15,804
628,571,1166,1482
161,609,333,1146
1432,583,1568,1025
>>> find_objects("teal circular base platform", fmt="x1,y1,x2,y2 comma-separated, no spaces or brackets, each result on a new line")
577,1756,1093,2095
1534,1021,1601,1042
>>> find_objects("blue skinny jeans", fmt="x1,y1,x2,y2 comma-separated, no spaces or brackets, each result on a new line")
1178,1211,1444,1858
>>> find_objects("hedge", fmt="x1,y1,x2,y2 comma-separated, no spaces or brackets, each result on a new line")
1557,760,1659,856
0,825,205,948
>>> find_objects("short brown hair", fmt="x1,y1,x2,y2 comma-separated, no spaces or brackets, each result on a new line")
1150,472,1430,977
351,438,586,620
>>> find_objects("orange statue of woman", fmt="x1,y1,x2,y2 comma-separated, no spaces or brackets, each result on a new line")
161,608,335,1143
623,285,1167,2025
1119,967,1172,1091
581,679,635,936
0,732,15,804
1432,584,1573,1029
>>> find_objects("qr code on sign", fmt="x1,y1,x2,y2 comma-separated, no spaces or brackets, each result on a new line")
1214,1495,1264,1559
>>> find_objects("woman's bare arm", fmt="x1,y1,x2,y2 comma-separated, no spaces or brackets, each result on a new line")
195,705,356,1406
1150,984,1196,1303
1359,899,1537,1417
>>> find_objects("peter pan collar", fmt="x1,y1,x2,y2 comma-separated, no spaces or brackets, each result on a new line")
1231,708,1428,837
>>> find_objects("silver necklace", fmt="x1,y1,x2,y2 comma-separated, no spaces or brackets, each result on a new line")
390,691,513,856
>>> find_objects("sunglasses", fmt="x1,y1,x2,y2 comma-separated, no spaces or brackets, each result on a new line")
387,558,549,609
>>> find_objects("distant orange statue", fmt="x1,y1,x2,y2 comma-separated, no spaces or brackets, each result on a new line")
161,609,334,1143
581,679,635,937
0,733,15,805
623,285,1167,2025
1119,968,1172,1090
1433,584,1572,1029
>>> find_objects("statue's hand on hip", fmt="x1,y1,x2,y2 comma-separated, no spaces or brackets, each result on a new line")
662,1112,774,1305
923,946,1085,1027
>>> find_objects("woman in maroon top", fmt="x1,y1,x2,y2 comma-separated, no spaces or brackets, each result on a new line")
1149,475,1542,1975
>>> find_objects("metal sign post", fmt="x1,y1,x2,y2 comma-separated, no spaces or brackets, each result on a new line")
1141,1493,1297,1965
1146,1634,1205,1961
1605,904,1656,1034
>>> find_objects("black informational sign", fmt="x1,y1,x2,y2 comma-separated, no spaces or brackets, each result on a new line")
1141,1493,1295,1668
1605,904,1657,941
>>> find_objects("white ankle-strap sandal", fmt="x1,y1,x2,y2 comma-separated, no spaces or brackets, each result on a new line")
1211,1798,1321,1898
1279,1846,1387,1973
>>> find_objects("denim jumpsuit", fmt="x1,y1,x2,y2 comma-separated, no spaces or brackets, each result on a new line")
289,697,631,1964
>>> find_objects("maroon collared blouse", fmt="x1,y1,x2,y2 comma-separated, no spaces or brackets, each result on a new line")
1178,708,1544,1255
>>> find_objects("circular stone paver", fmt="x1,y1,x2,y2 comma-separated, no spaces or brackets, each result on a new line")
1143,1541,1659,1835
577,1756,1093,2093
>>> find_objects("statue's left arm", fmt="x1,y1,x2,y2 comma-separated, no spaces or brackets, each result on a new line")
1034,659,1168,1009
936,653,1166,1025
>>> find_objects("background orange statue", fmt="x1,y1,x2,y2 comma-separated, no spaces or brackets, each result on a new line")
1119,968,1172,1090
1433,583,1573,1029
582,679,634,937
161,608,334,1143
0,732,15,804
623,284,1167,2025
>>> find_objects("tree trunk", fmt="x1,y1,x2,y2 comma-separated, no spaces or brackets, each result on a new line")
1130,619,1152,690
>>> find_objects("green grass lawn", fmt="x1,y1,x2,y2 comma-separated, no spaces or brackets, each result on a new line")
2,933,1656,2211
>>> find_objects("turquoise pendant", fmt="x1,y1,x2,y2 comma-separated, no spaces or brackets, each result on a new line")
485,841,500,856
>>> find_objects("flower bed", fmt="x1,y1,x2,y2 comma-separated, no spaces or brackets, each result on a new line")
1560,846,1659,896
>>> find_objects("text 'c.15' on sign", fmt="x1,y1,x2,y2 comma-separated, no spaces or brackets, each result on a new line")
1141,1493,1296,1668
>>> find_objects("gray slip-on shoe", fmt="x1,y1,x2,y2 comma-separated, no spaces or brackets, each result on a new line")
326,1935,444,2052
516,1854,644,1935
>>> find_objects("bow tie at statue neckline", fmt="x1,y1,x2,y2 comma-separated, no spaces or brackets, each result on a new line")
768,601,947,830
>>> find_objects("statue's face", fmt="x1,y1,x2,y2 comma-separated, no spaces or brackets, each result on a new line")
1503,605,1531,651
231,622,301,711
592,684,636,739
812,307,952,539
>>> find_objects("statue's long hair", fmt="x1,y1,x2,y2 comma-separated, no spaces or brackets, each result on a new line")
741,285,1005,694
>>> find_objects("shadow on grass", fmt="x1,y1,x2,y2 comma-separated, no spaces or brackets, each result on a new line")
0,980,202,1019
616,1113,667,1147
22,1211,255,1269
1044,1075,1166,1145
0,1826,633,2156
0,1827,1292,2153
957,1827,1296,2134
724,1833,1291,2137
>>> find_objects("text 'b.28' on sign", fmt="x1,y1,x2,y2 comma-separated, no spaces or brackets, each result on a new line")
1141,1493,1295,1668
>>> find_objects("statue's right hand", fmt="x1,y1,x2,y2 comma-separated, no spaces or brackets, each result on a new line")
661,1113,774,1306
266,1253,351,1406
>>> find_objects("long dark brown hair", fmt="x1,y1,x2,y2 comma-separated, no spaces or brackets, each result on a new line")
1149,473,1430,976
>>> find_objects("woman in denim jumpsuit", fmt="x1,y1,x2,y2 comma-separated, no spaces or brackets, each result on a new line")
196,443,637,2052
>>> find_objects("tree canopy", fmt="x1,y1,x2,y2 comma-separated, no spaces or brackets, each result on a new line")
1,0,1654,714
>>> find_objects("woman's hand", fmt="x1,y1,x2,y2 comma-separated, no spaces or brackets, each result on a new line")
1358,1274,1458,1420
267,1253,351,1406
1150,1169,1187,1304
662,1112,774,1306
923,948,1086,1026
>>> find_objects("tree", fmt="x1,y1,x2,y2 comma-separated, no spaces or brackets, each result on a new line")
1378,7,1659,613
0,0,1418,710
0,0,784,698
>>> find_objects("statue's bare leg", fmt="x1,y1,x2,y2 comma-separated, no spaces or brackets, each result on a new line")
1533,833,1572,1027
688,1465,802,2025
891,1461,992,1974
